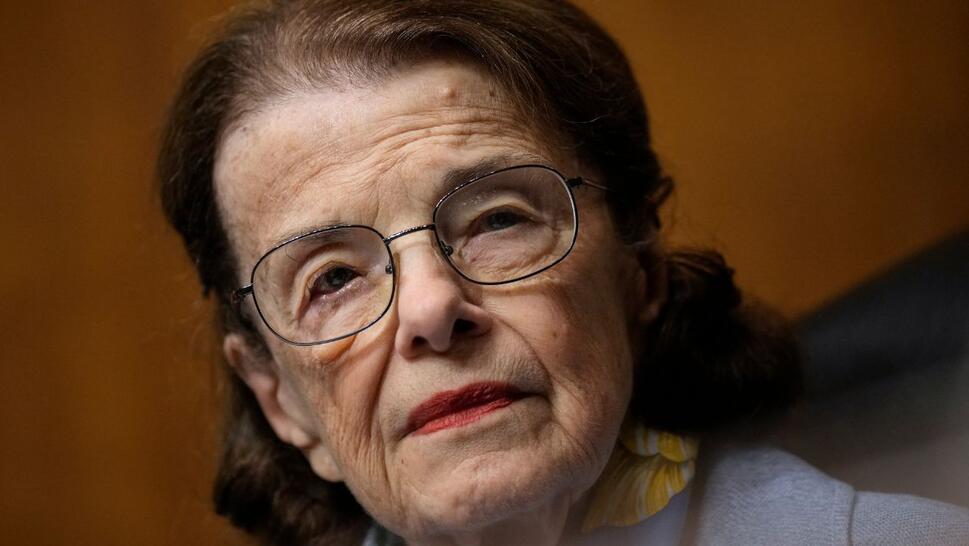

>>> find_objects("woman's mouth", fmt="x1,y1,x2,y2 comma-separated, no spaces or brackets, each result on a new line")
407,382,527,436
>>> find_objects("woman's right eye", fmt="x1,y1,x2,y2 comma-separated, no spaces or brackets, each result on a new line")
309,266,359,298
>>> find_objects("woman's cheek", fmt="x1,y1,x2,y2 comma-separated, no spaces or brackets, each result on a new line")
283,341,390,479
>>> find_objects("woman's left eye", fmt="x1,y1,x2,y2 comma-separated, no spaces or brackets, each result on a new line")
480,210,524,232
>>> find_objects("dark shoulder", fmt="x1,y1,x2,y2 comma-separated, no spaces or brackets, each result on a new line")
686,444,969,546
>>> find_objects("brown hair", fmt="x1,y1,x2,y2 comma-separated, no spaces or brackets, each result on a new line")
158,1,802,544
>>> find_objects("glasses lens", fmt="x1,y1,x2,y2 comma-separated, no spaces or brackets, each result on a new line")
252,226,393,344
435,166,577,283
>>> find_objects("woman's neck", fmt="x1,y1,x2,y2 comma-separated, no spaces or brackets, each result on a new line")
409,490,592,546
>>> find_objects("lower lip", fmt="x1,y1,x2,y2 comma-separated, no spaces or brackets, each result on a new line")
412,397,519,436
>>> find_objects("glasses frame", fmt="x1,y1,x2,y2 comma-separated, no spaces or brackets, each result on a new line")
231,163,610,346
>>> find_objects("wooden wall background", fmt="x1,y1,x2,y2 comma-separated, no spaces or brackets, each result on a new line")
1,1,966,544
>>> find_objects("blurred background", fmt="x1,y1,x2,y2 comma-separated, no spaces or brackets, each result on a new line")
1,1,966,544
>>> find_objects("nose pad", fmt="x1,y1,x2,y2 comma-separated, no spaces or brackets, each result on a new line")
392,245,492,358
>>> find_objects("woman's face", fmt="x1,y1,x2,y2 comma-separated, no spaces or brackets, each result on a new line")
214,60,652,540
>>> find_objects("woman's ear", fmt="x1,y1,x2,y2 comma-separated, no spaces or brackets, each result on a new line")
222,333,345,482
631,240,667,325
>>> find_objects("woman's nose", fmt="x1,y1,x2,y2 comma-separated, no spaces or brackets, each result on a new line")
392,244,492,359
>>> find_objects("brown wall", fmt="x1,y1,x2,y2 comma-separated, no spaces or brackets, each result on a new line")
1,1,966,544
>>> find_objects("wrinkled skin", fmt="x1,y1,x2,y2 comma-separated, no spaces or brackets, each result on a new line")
214,59,659,545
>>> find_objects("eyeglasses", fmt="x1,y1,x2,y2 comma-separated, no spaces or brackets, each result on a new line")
232,164,609,346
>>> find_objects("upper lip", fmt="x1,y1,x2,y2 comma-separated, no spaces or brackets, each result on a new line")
406,381,525,436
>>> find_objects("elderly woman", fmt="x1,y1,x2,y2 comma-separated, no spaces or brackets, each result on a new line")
159,1,969,545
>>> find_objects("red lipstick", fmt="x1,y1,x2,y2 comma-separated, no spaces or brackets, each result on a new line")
407,382,525,436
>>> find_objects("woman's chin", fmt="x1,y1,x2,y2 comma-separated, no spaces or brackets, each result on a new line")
398,458,567,538
386,435,601,540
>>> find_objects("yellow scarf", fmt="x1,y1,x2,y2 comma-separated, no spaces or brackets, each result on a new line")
581,420,698,532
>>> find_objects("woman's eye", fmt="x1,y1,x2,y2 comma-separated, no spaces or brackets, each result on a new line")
310,266,359,297
479,210,525,232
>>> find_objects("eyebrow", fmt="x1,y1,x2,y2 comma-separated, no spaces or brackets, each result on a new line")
436,153,545,198
265,152,548,248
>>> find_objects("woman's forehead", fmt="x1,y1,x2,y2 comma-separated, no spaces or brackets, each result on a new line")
213,60,559,266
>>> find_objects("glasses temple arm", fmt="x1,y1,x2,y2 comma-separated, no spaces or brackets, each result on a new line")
232,284,253,306
568,176,664,228
567,177,612,192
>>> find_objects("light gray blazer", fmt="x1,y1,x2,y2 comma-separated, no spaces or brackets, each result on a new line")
685,444,969,545
364,445,969,545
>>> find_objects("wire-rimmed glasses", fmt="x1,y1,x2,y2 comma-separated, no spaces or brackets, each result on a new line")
231,164,609,345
